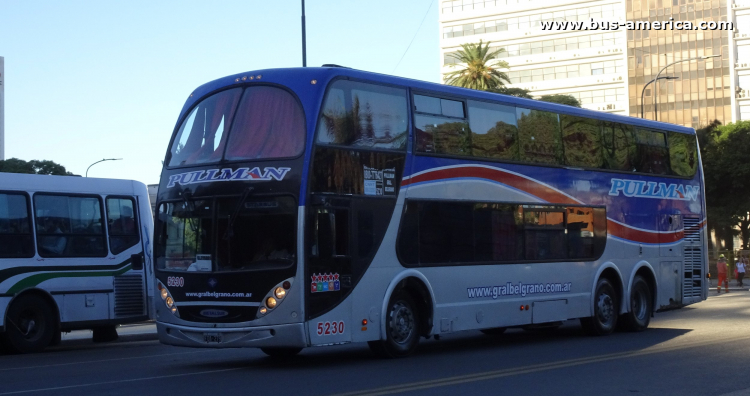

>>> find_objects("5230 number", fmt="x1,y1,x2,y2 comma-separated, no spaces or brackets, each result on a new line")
316,321,345,336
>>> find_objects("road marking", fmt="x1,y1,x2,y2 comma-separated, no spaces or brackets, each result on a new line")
0,349,208,372
333,335,750,396
0,366,250,395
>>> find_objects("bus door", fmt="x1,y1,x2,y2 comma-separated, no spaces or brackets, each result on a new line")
657,214,682,308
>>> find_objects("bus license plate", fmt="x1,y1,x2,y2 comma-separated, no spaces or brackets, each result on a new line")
203,332,222,343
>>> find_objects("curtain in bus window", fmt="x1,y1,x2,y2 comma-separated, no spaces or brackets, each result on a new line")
601,122,636,172
225,87,306,160
107,198,139,255
168,89,242,166
474,203,523,261
566,206,595,259
516,108,563,164
0,193,34,258
633,129,669,174
414,115,470,156
467,100,519,160
317,81,408,150
561,115,603,168
523,208,566,260
34,195,106,258
668,131,698,177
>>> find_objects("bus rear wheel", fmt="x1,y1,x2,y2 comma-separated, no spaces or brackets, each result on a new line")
369,289,420,358
2,294,56,353
581,278,619,336
621,276,652,332
260,347,302,358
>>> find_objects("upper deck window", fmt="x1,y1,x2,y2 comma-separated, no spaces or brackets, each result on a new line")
225,86,306,160
169,89,242,167
316,80,408,150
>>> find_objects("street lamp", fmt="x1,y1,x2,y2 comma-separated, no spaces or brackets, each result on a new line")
653,54,720,121
301,0,307,67
641,76,679,118
86,158,123,177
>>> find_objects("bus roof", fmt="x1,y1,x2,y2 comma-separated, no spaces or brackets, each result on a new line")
0,173,148,196
179,66,695,136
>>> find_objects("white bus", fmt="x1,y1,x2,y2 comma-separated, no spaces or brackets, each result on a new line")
0,173,154,353
154,67,707,358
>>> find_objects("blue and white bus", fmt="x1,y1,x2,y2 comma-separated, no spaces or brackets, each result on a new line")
154,67,706,358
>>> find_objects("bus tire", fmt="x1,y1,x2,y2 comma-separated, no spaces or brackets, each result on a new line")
2,294,56,353
480,327,507,335
260,347,302,358
621,276,652,332
581,277,619,336
370,289,420,358
92,325,119,343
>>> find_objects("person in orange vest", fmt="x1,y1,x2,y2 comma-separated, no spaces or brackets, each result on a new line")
717,254,729,293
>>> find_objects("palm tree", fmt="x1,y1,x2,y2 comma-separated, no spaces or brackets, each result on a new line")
444,40,510,91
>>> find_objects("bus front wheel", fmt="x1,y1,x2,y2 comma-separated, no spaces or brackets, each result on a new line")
581,278,619,336
260,347,302,358
369,289,420,358
2,294,56,353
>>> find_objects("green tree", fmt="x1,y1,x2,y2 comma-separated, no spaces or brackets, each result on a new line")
538,94,582,108
700,120,750,248
0,158,77,176
444,40,510,91
489,86,533,99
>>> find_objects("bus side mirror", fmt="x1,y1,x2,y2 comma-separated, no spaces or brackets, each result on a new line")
131,254,143,270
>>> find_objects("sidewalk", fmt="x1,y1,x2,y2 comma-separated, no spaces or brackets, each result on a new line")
707,281,750,296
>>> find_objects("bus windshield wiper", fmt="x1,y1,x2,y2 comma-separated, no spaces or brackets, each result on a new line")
223,187,254,240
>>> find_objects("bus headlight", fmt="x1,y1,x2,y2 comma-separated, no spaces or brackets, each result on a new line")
160,288,168,300
166,297,174,308
266,297,277,309
158,281,180,318
256,277,294,319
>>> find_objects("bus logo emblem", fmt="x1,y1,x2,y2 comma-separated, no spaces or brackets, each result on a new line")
311,273,340,293
608,178,699,201
166,167,291,188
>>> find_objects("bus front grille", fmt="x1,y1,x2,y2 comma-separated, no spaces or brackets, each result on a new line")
114,274,145,317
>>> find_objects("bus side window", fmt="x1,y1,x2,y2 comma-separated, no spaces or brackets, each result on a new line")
0,193,34,258
107,197,140,255
313,209,349,258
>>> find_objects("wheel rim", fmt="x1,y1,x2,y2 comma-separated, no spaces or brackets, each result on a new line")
388,301,415,344
631,287,648,321
596,292,615,327
17,308,43,341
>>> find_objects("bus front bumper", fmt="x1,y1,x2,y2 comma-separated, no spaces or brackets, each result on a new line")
156,321,307,348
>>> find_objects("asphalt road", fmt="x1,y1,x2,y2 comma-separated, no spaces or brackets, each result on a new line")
2,291,750,396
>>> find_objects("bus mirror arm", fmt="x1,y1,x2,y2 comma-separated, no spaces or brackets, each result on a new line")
131,254,143,270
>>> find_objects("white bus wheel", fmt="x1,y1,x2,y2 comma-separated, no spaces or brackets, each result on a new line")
581,277,619,336
622,276,652,332
2,294,56,354
370,289,420,358
260,347,303,358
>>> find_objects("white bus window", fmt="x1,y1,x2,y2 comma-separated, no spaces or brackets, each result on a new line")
107,198,140,255
561,115,603,168
34,195,106,258
468,100,519,160
0,193,34,258
668,131,698,177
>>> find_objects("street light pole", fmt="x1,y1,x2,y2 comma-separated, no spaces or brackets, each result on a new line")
653,55,720,121
86,158,123,177
301,0,307,67
641,76,679,118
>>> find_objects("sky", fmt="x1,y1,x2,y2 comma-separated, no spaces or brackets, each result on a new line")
0,0,439,185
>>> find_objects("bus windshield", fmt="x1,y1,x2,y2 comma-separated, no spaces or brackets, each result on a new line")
156,196,297,272
168,86,306,167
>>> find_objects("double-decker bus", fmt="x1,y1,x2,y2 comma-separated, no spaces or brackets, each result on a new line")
154,67,706,358
0,173,154,353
